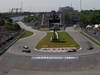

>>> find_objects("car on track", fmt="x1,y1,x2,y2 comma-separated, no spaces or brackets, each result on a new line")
23,45,29,49
87,46,94,50
22,45,31,53
68,49,77,52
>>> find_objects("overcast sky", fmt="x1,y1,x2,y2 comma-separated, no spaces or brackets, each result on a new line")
0,0,100,12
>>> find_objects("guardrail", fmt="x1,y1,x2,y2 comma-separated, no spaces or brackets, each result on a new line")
0,30,24,55
80,31,100,47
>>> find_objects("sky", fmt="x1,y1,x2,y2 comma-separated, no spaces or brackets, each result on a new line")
0,0,100,12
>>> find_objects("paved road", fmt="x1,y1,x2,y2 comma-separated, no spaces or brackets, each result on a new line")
0,23,100,75
0,50,100,75
7,24,100,56
65,27,99,53
7,22,46,56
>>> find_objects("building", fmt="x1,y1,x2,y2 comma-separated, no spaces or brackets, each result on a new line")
49,11,63,30
58,6,80,26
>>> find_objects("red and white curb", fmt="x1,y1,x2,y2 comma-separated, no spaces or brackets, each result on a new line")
34,48,82,53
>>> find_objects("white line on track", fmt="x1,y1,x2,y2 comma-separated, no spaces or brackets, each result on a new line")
32,56,79,60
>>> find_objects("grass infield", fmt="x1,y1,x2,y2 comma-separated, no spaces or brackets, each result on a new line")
20,31,33,39
36,32,80,49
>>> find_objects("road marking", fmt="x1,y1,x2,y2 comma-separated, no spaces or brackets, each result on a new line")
32,56,79,60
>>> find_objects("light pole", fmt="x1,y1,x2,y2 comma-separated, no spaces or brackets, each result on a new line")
20,0,23,12
79,0,82,29
80,0,82,12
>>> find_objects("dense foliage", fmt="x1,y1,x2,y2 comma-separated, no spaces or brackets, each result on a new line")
63,9,100,28
80,10,100,25
0,16,21,31
23,15,39,22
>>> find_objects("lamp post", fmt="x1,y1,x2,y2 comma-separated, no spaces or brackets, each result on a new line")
79,0,82,29
80,0,82,12
20,0,23,12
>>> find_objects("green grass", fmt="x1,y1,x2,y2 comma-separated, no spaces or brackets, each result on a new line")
20,31,33,39
36,32,80,49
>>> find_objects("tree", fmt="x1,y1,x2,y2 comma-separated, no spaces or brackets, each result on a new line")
80,10,100,26
0,19,5,26
24,16,39,23
64,13,71,25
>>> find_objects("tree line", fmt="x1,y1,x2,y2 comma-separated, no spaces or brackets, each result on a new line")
0,14,21,31
63,9,100,27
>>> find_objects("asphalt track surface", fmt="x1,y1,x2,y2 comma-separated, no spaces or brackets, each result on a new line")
0,22,100,75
